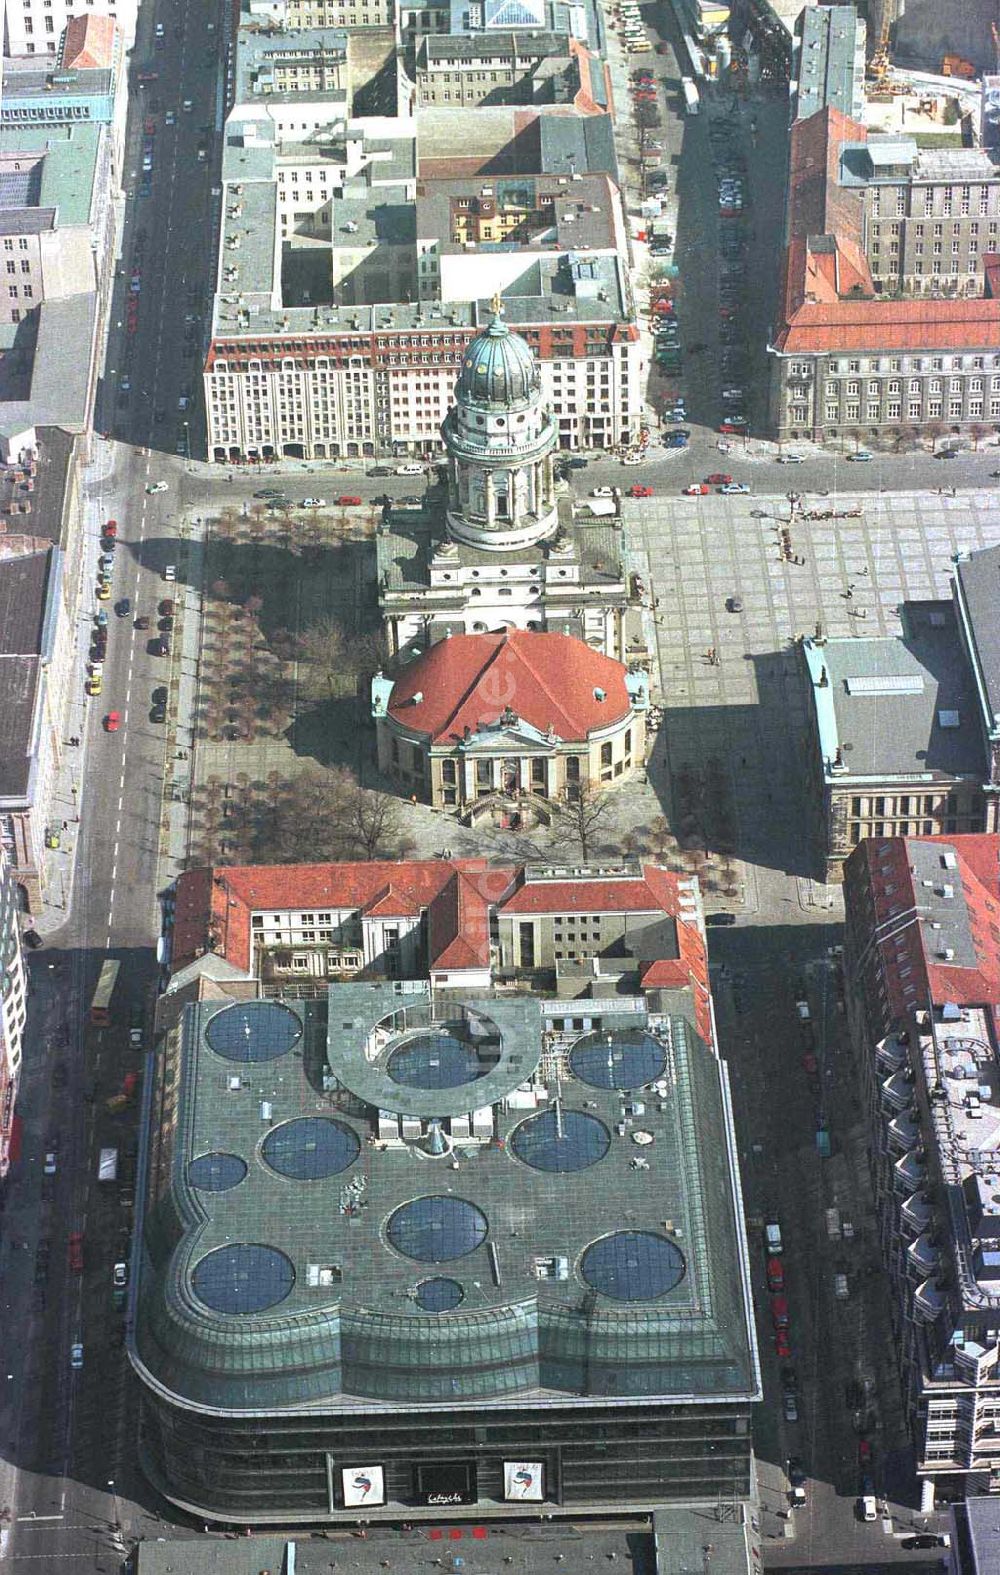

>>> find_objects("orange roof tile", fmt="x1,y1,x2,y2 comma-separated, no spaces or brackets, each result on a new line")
386,630,633,744
61,13,117,68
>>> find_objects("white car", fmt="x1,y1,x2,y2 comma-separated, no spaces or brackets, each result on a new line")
154,21,164,36
395,463,424,475
165,109,176,126
590,486,616,498
621,454,643,466
146,481,168,494
70,1343,83,1370
300,497,326,508
776,453,804,463
719,482,750,494
846,450,873,462
163,563,176,581
44,1152,57,1176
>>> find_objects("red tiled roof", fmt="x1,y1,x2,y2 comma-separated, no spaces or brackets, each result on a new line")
386,631,633,744
428,869,494,971
61,13,117,68
774,107,1000,355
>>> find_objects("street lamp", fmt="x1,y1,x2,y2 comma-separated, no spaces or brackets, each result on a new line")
107,1480,120,1537
183,421,191,471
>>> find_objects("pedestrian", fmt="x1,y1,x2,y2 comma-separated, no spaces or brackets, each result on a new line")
62,821,68,832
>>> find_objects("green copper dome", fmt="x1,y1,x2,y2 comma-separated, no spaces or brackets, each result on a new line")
457,311,540,410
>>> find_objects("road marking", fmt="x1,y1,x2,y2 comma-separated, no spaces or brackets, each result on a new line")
15,1514,64,1522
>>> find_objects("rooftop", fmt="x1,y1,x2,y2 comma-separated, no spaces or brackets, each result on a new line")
804,603,987,785
794,5,865,124
414,173,620,257
384,629,635,743
0,655,40,801
0,121,103,229
953,542,1000,742
134,982,757,1419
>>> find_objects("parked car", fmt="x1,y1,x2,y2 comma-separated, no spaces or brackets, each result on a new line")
775,1329,792,1358
68,1232,84,1272
705,911,736,926
683,484,710,496
846,449,873,462
766,1257,784,1292
336,494,362,507
719,482,750,495
782,1392,798,1423
776,452,804,464
300,497,327,508
770,1295,790,1330
705,473,732,485
70,1343,84,1370
628,484,654,498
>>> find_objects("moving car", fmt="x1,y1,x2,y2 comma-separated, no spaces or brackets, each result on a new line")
846,449,873,462
163,564,176,581
628,484,654,498
782,1392,798,1423
146,481,168,494
336,494,362,507
113,1261,128,1289
705,473,732,485
395,463,424,475
104,711,121,733
44,1152,57,1175
726,595,743,612
719,482,750,494
68,1232,84,1272
115,598,131,618
683,483,710,496
300,497,326,508
70,1343,83,1370
776,452,803,464
591,486,616,498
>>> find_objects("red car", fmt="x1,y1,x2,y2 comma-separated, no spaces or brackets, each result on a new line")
771,1294,790,1330
705,473,732,485
802,1051,818,1075
766,1256,785,1293
103,519,118,538
68,1232,84,1273
629,484,654,498
775,1329,792,1358
719,420,748,434
337,494,362,507
104,711,121,733
683,483,710,496
143,116,156,135
858,1439,872,1467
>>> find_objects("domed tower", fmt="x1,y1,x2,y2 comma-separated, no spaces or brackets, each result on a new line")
441,297,558,550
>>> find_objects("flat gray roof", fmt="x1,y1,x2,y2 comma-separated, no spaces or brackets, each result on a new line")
795,5,863,123
0,654,39,800
954,543,1000,737
810,602,986,784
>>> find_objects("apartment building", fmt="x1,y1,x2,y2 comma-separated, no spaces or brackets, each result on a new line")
415,32,575,107
769,108,1000,443
844,834,1000,1505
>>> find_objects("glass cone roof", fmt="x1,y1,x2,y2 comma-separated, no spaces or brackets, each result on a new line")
570,1029,667,1091
580,1231,686,1302
206,1001,301,1062
387,1196,488,1263
511,1108,610,1173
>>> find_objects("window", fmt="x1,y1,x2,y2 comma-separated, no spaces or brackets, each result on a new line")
600,742,612,767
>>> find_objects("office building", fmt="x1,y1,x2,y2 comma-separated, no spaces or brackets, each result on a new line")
134,859,757,1523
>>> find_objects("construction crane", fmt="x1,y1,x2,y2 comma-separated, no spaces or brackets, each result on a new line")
866,0,898,87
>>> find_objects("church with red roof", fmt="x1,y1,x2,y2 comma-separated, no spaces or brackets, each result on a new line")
371,628,648,816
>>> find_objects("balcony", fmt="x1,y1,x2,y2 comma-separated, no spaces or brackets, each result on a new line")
887,1111,921,1155
907,1233,942,1279
876,1033,907,1073
895,1149,927,1194
900,1192,933,1236
882,1069,916,1114
913,1277,948,1323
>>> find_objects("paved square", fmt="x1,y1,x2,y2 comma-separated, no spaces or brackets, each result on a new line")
626,489,1000,886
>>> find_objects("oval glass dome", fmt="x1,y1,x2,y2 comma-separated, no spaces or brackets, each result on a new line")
388,1031,492,1091
206,1001,301,1062
569,1030,666,1091
510,1108,610,1173
262,1117,360,1180
187,1152,248,1192
192,1243,296,1315
580,1230,686,1302
386,1196,488,1263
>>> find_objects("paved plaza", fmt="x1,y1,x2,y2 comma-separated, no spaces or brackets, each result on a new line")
627,488,1000,892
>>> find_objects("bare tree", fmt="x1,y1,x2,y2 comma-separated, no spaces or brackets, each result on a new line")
266,768,413,863
553,781,617,861
349,783,407,860
970,423,988,453
296,617,347,700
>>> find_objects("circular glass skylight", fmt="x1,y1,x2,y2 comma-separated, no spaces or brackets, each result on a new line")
205,1001,301,1062
192,1243,296,1315
510,1108,610,1173
187,1152,248,1192
262,1117,360,1180
415,1277,465,1312
580,1231,686,1302
386,1196,488,1263
569,1030,666,1091
388,1031,492,1090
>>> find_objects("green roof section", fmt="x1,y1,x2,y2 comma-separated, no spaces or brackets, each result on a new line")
0,121,102,227
134,985,758,1417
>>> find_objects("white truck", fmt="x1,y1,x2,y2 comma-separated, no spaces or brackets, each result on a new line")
98,1147,119,1183
682,77,699,115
